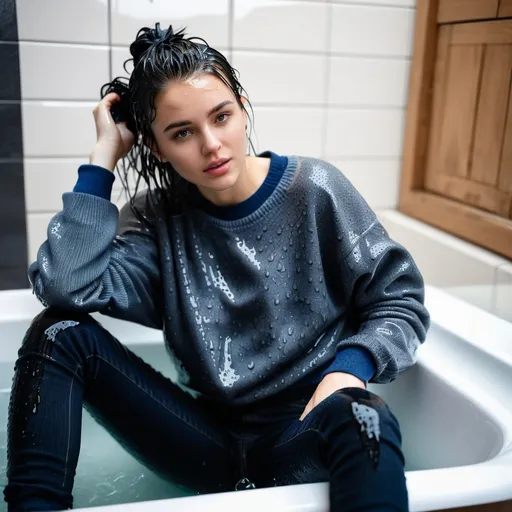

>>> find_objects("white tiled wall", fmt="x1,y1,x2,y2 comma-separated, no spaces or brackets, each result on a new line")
17,0,415,264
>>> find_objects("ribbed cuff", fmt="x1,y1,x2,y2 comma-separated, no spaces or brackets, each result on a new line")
73,164,115,201
320,347,377,384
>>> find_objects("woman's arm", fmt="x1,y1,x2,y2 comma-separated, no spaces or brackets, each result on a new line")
28,168,163,330
315,161,430,383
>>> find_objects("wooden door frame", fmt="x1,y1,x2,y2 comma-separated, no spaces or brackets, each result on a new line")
399,0,512,260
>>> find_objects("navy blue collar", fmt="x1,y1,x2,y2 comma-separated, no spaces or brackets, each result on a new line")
191,151,288,221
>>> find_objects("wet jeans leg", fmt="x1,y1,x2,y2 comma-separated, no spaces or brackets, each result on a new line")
249,387,408,512
4,308,234,512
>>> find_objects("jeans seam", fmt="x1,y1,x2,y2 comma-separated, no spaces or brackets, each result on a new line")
63,365,79,487
273,427,327,449
84,354,225,448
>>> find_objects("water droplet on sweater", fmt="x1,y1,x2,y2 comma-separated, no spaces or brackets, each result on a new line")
268,254,275,262
315,287,320,293
308,277,313,283
288,327,294,336
263,226,268,232
277,228,282,235
265,271,270,278
248,361,255,370
264,285,269,291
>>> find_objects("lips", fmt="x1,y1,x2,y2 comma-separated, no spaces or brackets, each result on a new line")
204,158,230,171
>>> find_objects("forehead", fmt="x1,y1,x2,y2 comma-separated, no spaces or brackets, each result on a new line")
154,73,234,116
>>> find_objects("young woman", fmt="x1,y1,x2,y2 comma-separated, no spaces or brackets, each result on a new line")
4,24,430,512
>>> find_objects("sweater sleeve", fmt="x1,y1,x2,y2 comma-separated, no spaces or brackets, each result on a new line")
28,166,163,329
318,162,430,383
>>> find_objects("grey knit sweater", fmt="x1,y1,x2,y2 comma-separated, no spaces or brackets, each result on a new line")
29,155,430,405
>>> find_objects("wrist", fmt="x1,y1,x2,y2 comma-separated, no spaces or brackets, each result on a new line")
322,371,365,389
89,144,118,172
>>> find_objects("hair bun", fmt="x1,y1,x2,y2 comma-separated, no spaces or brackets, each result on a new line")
130,23,185,66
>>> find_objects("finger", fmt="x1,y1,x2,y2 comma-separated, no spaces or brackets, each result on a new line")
101,92,122,109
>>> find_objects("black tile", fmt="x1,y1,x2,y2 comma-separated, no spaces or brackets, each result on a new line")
0,42,21,100
0,161,27,269
0,103,23,159
0,161,25,217
0,234,27,267
0,267,29,290
0,0,19,42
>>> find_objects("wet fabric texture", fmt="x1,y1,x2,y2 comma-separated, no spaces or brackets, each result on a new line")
5,310,408,511
28,154,430,406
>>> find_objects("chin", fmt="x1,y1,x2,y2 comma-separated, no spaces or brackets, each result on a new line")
204,169,240,191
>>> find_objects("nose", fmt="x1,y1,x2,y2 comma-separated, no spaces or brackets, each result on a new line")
202,127,222,155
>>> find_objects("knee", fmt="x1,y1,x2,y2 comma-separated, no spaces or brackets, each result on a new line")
19,307,97,359
312,388,402,444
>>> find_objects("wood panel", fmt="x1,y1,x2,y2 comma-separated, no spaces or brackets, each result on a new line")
425,26,452,190
498,87,512,198
430,174,511,215
453,19,512,44
401,191,512,259
499,0,512,18
438,0,499,23
437,44,483,178
399,0,439,195
443,500,512,511
471,45,512,185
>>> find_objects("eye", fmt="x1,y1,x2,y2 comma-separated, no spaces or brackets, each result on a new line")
173,129,191,140
216,113,230,123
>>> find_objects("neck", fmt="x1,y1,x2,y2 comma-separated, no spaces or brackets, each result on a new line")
198,155,269,206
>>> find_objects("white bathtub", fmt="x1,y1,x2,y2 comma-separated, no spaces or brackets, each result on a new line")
1,285,511,512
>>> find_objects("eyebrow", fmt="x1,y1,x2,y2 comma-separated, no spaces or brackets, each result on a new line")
163,100,234,133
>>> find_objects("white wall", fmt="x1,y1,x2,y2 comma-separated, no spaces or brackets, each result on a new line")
16,0,416,263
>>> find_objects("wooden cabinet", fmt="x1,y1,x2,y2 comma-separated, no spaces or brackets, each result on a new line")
425,20,512,218
400,0,512,259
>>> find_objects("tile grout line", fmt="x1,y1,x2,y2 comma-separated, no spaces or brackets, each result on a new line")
7,39,412,62
107,0,113,82
228,0,234,61
321,1,333,159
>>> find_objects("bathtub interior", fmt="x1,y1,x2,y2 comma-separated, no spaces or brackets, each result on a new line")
0,316,506,510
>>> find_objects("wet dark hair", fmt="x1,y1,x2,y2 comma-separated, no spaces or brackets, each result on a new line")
101,23,255,216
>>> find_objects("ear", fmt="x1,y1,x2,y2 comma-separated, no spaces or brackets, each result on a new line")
146,137,167,163
239,96,249,130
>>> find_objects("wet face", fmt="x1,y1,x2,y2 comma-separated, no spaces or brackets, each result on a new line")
151,73,248,198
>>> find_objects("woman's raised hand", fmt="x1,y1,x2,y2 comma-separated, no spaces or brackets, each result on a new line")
89,92,135,172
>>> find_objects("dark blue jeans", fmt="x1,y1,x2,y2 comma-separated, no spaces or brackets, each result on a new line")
4,308,409,511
